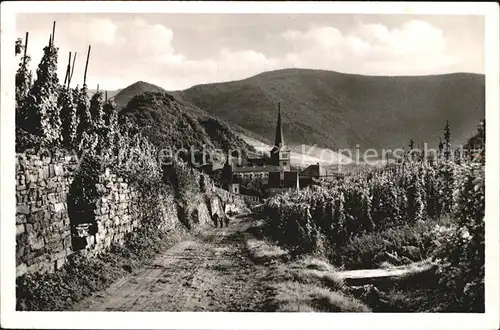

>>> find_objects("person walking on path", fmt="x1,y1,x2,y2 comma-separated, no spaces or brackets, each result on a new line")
219,214,224,228
212,213,220,228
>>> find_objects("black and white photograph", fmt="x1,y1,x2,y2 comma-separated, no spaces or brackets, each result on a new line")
1,1,499,329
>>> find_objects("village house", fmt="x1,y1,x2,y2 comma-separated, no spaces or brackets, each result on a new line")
298,162,335,187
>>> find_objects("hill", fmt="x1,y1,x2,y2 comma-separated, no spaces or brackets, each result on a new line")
87,88,121,100
118,92,254,164
175,69,485,153
112,80,268,149
107,80,351,167
110,81,168,110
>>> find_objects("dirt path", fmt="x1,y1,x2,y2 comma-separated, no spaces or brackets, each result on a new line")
72,214,272,311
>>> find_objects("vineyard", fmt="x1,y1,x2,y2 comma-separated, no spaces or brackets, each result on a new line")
261,126,485,312
14,22,243,311
13,21,486,313
15,23,177,190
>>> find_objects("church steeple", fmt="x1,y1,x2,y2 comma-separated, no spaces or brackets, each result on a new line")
274,102,284,147
270,102,290,171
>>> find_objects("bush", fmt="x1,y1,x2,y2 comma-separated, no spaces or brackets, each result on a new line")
335,217,452,269
261,154,485,312
432,163,484,312
262,159,476,259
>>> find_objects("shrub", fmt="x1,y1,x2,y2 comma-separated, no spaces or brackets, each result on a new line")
59,87,79,149
262,152,485,312
335,217,451,269
432,163,484,312
23,41,61,146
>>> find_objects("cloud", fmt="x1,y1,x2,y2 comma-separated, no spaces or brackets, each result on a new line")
278,19,457,74
86,18,118,46
115,18,457,88
282,26,344,50
116,18,175,59
18,16,473,91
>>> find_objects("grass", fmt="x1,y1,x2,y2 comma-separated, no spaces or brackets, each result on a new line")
258,245,449,313
248,213,462,312
268,258,345,292
345,265,451,312
295,255,335,272
264,257,369,312
271,281,371,312
245,238,288,265
16,226,190,311
244,231,370,312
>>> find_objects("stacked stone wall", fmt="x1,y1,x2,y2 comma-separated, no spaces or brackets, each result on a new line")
16,154,79,277
73,172,180,253
16,153,232,278
16,154,182,277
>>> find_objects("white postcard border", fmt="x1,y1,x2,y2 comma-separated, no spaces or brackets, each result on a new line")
1,2,498,330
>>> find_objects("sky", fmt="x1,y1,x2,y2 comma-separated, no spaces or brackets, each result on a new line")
16,13,485,91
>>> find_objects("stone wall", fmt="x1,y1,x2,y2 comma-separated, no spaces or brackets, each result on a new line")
16,153,228,278
15,154,184,277
195,199,212,226
209,195,225,218
16,154,79,277
72,172,180,253
212,186,258,208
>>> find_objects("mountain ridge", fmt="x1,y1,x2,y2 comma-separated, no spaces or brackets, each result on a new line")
106,68,485,154
174,68,484,90
175,68,485,151
110,80,273,146
118,91,254,163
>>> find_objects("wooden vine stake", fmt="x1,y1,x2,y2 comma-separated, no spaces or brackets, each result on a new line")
64,52,72,86
105,90,108,101
68,52,77,89
83,45,91,86
52,21,56,45
22,32,29,66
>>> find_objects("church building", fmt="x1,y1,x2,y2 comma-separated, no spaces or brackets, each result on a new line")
221,103,299,196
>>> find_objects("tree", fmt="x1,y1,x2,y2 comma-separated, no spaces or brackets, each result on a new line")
75,84,93,152
239,176,267,198
15,38,23,56
24,35,61,146
89,90,106,154
438,137,444,159
476,119,485,164
15,33,33,128
59,87,78,149
408,138,415,161
89,90,104,128
444,120,451,161
102,98,118,151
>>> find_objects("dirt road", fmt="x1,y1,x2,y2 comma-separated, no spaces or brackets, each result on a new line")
72,214,273,311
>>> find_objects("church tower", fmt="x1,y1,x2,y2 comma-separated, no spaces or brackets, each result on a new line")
270,103,291,171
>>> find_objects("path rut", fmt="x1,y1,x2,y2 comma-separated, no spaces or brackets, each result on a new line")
72,215,271,311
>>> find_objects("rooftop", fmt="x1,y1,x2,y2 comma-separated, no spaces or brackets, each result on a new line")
233,165,282,173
